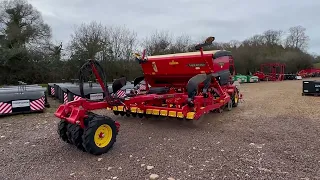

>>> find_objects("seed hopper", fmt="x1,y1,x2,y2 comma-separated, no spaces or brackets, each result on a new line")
54,36,243,155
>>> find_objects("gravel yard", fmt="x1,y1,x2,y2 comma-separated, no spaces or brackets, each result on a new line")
1,78,320,180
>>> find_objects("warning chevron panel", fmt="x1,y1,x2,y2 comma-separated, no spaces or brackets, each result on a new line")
30,97,45,111
0,102,12,114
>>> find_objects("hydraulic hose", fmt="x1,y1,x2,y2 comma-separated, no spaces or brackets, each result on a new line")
78,59,123,106
78,59,108,99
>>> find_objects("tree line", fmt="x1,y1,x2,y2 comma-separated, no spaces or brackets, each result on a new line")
0,0,318,85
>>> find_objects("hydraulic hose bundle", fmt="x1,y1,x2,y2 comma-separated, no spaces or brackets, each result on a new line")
78,59,122,106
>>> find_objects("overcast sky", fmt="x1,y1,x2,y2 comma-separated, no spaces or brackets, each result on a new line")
29,0,320,54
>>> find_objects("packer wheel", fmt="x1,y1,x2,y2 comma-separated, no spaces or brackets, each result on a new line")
144,114,152,118
131,113,137,117
68,124,86,151
57,120,71,144
226,99,233,111
213,107,223,113
82,115,118,155
66,124,75,144
113,111,119,115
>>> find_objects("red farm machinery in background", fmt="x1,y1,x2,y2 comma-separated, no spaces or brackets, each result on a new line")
254,63,286,81
297,68,320,78
54,36,243,155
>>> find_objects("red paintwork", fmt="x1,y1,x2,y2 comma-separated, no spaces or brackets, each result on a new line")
297,68,320,77
254,63,285,81
54,46,242,129
254,71,265,80
54,99,120,132
141,52,233,88
91,62,107,94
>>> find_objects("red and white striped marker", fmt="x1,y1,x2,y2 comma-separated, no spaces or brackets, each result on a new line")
73,95,82,101
116,89,126,98
50,87,55,95
64,93,68,103
136,83,147,94
0,102,12,114
139,84,146,91
30,97,45,111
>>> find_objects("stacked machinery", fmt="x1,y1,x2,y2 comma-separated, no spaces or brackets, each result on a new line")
254,63,285,81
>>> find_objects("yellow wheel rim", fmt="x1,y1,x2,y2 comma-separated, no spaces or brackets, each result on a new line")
234,92,238,103
94,124,113,148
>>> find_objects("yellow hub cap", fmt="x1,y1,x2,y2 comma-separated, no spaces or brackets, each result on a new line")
94,124,113,148
234,92,238,103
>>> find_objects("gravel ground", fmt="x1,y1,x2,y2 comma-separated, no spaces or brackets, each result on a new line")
1,78,320,180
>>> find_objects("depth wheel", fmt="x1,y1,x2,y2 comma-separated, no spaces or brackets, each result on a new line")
113,111,119,115
232,90,239,107
57,120,71,144
82,115,118,155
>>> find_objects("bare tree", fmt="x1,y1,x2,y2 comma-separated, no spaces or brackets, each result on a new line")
241,34,264,48
68,21,107,60
171,34,192,53
142,30,173,55
285,25,309,50
228,40,241,49
106,25,137,61
263,29,283,46
217,40,241,50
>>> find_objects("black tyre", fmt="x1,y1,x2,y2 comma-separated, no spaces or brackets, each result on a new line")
232,89,239,107
216,108,223,113
66,124,75,144
57,120,71,144
84,111,96,127
226,99,233,111
68,124,86,151
82,115,118,155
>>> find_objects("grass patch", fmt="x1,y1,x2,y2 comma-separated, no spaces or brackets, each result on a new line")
39,84,48,88
0,83,48,88
314,62,320,68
